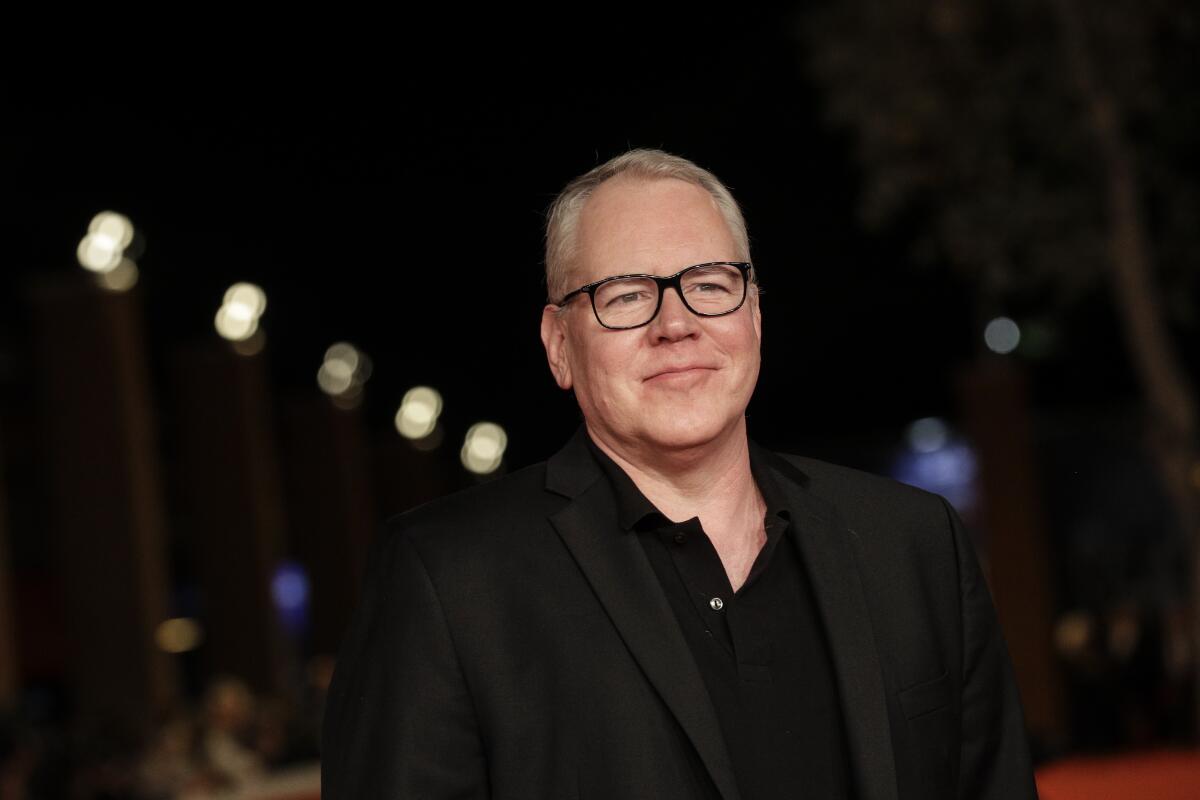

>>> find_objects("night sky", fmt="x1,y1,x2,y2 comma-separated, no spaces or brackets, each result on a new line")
3,18,1142,471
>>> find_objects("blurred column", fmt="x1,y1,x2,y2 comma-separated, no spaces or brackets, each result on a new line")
373,433,459,520
173,339,290,696
280,396,375,656
0,436,17,705
957,355,1066,745
27,276,177,731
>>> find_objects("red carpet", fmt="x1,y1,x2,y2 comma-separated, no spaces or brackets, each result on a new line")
1036,749,1200,800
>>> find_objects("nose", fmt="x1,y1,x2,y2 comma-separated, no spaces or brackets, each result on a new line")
648,285,699,342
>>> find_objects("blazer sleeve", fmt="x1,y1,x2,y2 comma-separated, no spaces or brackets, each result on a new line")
321,526,489,799
942,497,1038,800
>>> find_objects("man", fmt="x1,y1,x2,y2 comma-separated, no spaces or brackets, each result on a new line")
322,150,1037,799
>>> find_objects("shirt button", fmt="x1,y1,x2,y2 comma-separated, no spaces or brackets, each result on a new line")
673,531,687,544
709,597,724,611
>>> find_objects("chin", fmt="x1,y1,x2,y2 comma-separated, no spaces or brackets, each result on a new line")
637,412,734,452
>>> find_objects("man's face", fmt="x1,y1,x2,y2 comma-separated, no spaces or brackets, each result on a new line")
541,176,762,456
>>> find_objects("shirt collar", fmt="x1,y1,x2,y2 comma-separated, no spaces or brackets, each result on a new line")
584,433,791,533
584,435,663,531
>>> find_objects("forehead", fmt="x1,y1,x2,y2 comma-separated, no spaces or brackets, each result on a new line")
574,177,737,279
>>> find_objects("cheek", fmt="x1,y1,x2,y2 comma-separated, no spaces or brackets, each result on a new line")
744,351,762,392
574,341,640,405
722,327,763,396
719,320,761,362
742,353,762,392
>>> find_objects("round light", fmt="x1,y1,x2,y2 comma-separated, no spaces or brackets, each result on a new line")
395,386,444,440
88,211,135,250
155,617,204,654
214,305,259,341
1053,611,1093,658
906,417,948,454
216,283,268,343
76,232,122,273
271,563,310,612
984,317,1020,355
318,342,367,398
324,342,359,375
223,282,267,319
317,363,354,396
461,421,507,475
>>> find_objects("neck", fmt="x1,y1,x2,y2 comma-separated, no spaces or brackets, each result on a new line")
587,420,763,539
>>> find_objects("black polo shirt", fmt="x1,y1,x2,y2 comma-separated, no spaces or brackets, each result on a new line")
586,438,852,800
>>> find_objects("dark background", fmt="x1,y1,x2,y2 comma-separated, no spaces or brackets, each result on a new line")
7,21,1120,462
1,9,1196,797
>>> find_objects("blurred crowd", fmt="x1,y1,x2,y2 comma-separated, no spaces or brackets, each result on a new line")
1053,597,1195,752
0,665,329,800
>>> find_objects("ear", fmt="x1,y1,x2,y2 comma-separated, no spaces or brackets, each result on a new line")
540,305,574,390
750,286,763,344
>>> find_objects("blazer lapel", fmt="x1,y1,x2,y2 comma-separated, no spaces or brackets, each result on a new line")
546,432,742,800
768,455,900,800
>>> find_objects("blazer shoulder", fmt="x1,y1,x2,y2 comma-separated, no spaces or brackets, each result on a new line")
379,459,557,552
772,451,954,534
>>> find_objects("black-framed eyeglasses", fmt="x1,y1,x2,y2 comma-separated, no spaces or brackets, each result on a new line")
556,261,752,330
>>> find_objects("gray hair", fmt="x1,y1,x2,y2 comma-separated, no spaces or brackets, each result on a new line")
544,149,752,303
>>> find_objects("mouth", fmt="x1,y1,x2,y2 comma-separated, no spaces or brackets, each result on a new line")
644,366,717,382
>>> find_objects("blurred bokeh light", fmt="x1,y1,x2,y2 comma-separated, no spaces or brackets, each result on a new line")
891,418,977,515
394,386,443,441
984,316,1021,355
154,617,204,654
215,282,267,342
76,211,135,274
272,561,311,638
461,422,507,475
905,416,949,454
317,341,372,406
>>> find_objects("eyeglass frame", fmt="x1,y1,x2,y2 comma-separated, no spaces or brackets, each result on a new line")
554,261,754,330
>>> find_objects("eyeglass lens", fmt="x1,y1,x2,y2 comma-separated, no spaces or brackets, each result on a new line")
592,264,745,328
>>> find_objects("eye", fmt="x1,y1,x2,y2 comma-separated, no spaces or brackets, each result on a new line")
604,290,651,308
682,265,741,296
594,277,657,310
685,281,734,297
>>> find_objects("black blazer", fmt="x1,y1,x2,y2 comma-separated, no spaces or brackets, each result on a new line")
322,429,1037,799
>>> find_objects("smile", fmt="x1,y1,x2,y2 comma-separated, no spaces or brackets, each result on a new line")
644,366,716,383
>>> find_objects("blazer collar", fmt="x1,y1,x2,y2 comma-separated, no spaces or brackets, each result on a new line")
545,429,898,800
546,428,742,800
753,446,900,800
544,426,603,499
